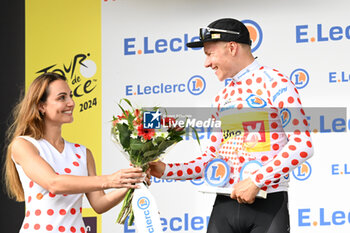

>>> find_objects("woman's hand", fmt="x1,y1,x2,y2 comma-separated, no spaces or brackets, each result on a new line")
144,167,152,186
107,167,144,189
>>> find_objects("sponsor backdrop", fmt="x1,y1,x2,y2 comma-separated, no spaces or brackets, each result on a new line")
23,0,350,233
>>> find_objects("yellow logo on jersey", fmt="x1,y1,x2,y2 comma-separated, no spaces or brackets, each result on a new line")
220,111,271,152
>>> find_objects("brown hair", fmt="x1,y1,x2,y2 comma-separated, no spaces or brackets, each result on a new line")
3,72,66,201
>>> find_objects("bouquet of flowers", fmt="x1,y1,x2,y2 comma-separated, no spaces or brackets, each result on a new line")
111,99,186,226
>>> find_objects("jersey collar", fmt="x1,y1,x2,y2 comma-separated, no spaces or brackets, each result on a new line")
232,60,260,82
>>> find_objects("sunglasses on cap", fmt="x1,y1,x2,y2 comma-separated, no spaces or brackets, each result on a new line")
199,27,240,40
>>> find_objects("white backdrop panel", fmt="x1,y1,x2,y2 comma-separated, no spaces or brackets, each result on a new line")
102,0,350,232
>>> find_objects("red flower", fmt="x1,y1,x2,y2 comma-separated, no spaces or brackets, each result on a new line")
137,124,155,140
134,109,140,118
117,110,130,120
112,119,119,126
133,117,143,126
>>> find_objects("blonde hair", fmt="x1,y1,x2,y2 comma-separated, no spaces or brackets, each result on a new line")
3,73,66,201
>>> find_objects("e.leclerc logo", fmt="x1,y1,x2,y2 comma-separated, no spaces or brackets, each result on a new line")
242,19,263,53
296,23,350,43
204,159,230,187
124,19,262,56
290,68,310,89
329,71,350,83
124,34,201,55
280,108,291,128
126,75,206,96
292,161,312,181
137,197,150,210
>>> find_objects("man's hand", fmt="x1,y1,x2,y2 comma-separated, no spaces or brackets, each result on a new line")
230,177,260,204
148,161,166,178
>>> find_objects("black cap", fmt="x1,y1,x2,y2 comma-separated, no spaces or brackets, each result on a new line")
186,18,252,48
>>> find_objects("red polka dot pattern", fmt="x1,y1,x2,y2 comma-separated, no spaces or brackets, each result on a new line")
64,168,71,173
161,63,313,195
70,208,76,215
46,225,53,231
47,209,54,216
59,209,67,215
19,139,88,232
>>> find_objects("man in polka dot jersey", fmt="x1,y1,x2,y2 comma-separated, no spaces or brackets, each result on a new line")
150,18,314,233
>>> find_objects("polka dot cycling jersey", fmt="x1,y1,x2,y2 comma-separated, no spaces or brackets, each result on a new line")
14,136,88,233
162,60,314,193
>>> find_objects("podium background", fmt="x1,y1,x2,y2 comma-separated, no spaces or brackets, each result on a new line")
2,0,350,233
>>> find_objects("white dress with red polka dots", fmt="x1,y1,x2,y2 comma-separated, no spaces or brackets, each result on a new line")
162,60,314,194
15,136,88,233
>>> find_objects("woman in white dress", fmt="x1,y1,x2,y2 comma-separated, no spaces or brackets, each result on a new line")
3,72,145,233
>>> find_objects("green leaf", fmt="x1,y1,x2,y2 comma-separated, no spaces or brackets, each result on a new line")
143,150,160,158
158,140,176,152
117,104,127,117
120,98,133,109
154,136,165,145
116,123,131,149
127,113,135,130
171,135,184,142
141,141,155,152
190,126,201,146
130,138,144,151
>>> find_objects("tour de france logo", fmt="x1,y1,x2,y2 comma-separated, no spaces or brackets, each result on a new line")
36,53,98,113
204,159,230,187
137,197,150,210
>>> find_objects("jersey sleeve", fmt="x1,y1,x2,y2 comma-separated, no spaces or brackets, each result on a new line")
250,74,314,189
161,109,224,180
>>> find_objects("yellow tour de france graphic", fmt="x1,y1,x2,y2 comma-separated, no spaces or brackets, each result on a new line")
26,1,101,232
220,111,271,153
